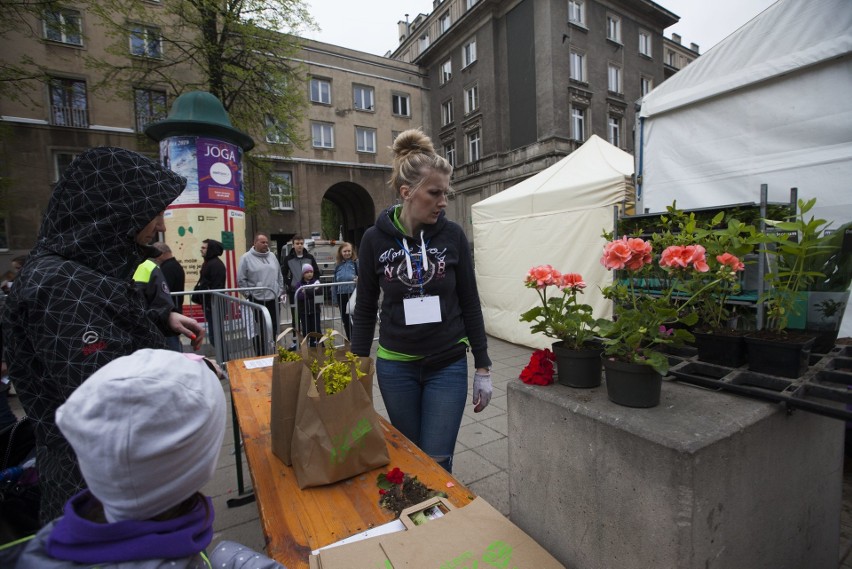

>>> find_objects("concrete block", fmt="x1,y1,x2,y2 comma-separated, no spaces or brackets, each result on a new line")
508,379,843,569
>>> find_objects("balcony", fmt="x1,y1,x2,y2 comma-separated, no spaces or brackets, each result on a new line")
51,105,88,128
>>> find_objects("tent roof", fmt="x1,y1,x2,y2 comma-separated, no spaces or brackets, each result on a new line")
639,0,852,118
472,135,634,222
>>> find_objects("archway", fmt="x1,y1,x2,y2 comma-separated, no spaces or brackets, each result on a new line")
321,181,376,247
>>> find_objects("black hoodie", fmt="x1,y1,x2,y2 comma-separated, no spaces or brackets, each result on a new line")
1,147,186,522
198,239,227,295
350,205,491,369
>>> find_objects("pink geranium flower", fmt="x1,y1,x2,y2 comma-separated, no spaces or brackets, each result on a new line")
716,252,745,272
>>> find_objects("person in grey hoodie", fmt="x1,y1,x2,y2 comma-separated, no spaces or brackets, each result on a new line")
0,349,285,569
238,234,284,354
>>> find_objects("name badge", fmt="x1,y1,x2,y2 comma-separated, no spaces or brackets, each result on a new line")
403,296,442,325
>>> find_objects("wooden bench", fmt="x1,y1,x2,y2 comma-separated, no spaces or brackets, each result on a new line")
226,357,476,568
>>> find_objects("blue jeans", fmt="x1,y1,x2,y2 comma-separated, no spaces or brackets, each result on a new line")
376,357,467,472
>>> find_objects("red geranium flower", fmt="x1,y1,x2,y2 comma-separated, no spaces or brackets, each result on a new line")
519,349,555,386
386,467,405,485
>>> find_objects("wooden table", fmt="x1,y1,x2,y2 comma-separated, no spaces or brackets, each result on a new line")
226,356,476,568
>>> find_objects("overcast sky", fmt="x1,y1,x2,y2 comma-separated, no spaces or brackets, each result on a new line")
303,0,778,57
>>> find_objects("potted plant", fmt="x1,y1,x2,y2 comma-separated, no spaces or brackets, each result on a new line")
597,235,706,407
799,222,852,353
520,265,608,387
745,198,834,377
666,208,758,366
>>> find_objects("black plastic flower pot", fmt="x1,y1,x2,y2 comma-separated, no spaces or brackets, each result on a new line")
601,356,662,408
744,332,816,379
552,341,602,388
693,330,748,368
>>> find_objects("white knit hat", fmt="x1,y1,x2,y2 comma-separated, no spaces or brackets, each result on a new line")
56,349,226,522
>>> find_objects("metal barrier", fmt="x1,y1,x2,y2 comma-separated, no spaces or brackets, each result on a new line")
290,280,357,342
171,287,276,364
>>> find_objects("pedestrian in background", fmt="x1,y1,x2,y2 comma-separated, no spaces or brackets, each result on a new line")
238,234,284,355
1,147,203,523
194,239,226,348
133,250,182,353
333,242,358,339
152,242,186,314
294,264,322,345
282,235,320,346
350,129,492,473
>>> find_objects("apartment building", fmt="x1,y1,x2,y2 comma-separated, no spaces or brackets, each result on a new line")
0,6,427,262
257,39,426,249
0,0,692,263
663,32,700,79
391,0,678,236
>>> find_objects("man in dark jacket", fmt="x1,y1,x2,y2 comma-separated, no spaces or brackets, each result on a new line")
153,241,186,314
1,147,204,524
196,239,227,347
282,235,320,344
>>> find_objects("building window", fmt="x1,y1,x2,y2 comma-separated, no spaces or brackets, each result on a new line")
439,11,451,34
134,88,166,132
608,116,621,147
466,0,479,9
607,63,622,94
666,49,676,66
464,85,479,114
355,127,377,153
264,115,289,144
353,85,374,111
311,122,334,148
568,0,584,26
310,78,331,104
54,152,77,182
640,76,654,96
606,14,621,43
467,129,481,162
569,50,586,82
441,99,454,126
269,173,294,210
570,106,586,142
638,30,652,57
49,78,88,127
444,141,456,167
440,59,452,84
392,93,410,117
44,8,82,46
419,34,430,51
130,25,162,58
462,38,477,68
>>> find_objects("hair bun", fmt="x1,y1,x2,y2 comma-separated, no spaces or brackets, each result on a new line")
393,129,436,159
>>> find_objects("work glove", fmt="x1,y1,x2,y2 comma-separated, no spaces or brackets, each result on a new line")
472,370,493,413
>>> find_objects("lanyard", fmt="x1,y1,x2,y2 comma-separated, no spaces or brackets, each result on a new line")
396,236,429,296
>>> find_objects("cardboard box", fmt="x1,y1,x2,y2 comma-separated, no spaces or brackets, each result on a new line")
309,496,565,569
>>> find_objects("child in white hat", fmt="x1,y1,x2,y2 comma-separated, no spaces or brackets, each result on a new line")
0,349,285,568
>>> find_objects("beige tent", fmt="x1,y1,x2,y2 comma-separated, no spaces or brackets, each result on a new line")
471,135,634,349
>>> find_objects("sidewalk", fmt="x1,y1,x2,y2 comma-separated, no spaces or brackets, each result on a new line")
8,334,852,566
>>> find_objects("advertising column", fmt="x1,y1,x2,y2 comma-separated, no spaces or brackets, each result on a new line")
144,91,255,320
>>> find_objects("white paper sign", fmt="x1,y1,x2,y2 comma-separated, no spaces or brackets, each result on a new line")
403,296,442,325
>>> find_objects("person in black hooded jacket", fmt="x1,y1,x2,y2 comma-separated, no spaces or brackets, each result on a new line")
196,239,227,347
1,147,204,524
350,129,492,473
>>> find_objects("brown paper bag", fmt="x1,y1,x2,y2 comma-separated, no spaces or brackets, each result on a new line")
270,329,302,466
291,358,389,489
301,330,374,401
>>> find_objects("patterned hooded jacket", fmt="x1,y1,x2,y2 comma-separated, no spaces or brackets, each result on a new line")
1,147,186,522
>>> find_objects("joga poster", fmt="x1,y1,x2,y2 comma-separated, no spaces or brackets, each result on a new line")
160,136,244,208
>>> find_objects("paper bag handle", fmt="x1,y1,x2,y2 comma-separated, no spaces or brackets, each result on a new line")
398,496,456,530
275,327,295,347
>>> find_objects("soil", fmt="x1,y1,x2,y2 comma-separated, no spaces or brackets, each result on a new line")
378,475,446,518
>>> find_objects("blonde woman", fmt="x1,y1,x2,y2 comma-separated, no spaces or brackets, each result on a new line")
333,242,358,338
350,129,492,473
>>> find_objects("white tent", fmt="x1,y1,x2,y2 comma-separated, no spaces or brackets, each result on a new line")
636,0,852,335
471,135,634,349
